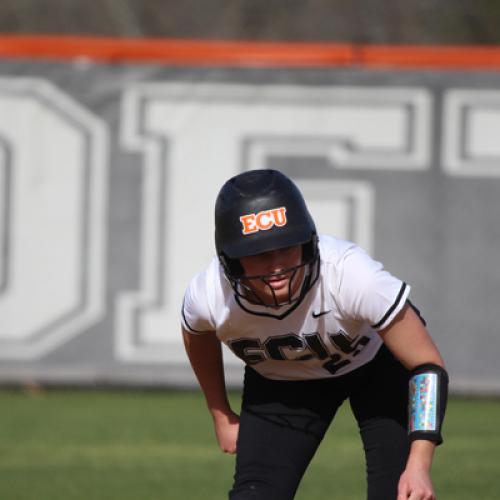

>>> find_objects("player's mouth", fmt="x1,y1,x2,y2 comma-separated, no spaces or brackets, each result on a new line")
266,274,290,290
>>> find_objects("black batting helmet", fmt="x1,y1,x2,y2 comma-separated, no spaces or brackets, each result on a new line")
214,169,319,312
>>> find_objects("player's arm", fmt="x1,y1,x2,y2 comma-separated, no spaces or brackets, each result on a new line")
182,327,239,454
378,303,447,499
378,303,445,369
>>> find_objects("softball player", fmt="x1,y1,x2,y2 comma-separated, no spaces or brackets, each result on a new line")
182,169,448,500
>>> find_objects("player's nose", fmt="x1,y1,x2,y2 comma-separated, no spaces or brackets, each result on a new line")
266,250,289,273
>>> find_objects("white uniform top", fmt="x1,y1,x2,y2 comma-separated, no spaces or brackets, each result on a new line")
181,234,410,381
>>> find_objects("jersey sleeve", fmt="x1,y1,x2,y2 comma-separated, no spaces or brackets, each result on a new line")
335,245,410,330
181,270,216,334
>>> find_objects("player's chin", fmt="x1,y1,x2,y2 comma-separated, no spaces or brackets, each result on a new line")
269,289,293,305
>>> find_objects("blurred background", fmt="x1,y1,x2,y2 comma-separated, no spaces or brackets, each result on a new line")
0,0,500,393
1,0,499,393
1,3,500,498
2,0,500,43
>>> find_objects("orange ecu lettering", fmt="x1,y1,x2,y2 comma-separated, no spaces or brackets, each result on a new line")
240,206,287,235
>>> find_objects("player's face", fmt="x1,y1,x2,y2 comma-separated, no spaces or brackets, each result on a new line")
239,245,304,306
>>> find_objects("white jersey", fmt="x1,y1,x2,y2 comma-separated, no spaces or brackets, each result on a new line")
181,234,410,381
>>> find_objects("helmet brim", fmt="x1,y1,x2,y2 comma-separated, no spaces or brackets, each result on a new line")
222,225,314,259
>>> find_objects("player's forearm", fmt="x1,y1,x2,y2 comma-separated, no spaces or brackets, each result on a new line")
182,329,232,417
405,439,435,471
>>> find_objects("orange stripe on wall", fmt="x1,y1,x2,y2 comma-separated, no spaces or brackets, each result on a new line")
1,35,500,69
360,44,500,69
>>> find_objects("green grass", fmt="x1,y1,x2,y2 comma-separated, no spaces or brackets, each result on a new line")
0,389,499,500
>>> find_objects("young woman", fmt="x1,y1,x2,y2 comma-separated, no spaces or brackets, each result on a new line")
182,169,448,500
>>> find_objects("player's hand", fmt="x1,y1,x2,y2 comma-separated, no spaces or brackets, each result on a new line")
213,410,240,454
397,466,436,499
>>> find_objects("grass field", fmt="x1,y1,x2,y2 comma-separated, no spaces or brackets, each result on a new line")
1,389,499,500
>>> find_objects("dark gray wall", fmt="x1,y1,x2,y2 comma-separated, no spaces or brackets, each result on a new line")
0,60,499,394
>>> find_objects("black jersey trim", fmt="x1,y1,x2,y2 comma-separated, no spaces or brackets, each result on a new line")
234,292,306,320
181,297,213,334
407,299,427,326
371,282,408,330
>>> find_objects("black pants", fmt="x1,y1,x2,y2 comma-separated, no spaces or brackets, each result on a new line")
229,345,410,500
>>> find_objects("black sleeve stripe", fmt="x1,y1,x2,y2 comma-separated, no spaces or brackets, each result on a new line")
407,299,427,326
181,297,213,334
371,282,408,330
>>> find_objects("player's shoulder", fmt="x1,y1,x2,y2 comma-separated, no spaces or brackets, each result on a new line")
184,256,224,298
318,234,360,265
318,234,377,291
182,256,228,327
